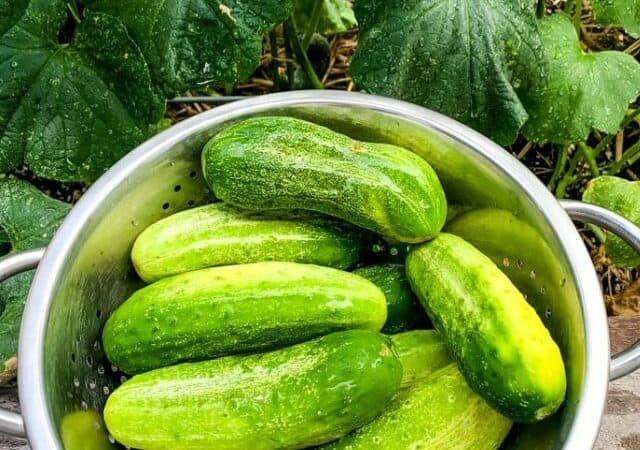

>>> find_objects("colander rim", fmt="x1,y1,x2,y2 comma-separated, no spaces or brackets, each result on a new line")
18,91,609,450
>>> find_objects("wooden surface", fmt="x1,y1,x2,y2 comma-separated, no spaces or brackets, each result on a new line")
0,316,637,450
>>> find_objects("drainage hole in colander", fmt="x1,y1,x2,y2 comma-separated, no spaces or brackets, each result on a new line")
174,184,182,192
189,170,197,179
93,340,101,351
540,286,547,295
187,199,196,207
86,355,94,368
96,309,102,319
103,386,110,395
71,353,76,363
544,308,552,318
502,257,510,267
516,259,524,269
162,202,170,210
560,278,567,287
529,270,536,279
97,364,105,375
88,379,97,390
81,401,88,410
73,377,80,388
120,375,128,384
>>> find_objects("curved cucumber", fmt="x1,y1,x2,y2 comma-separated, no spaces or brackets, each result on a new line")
324,364,512,450
103,262,387,374
202,116,447,243
353,264,427,333
132,203,369,282
390,330,451,388
583,175,640,268
104,330,403,450
406,234,566,422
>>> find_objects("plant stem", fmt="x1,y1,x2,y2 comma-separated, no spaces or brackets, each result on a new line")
548,144,569,191
269,31,281,92
556,147,582,198
67,1,82,23
302,0,324,51
578,142,599,177
592,108,640,158
607,140,640,175
573,0,582,36
284,18,323,90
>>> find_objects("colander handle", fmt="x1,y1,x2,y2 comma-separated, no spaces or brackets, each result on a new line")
0,248,44,437
561,200,640,381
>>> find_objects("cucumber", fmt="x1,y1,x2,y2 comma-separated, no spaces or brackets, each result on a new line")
406,234,566,422
61,411,113,450
131,203,369,282
324,364,512,450
202,116,447,243
103,262,387,374
104,330,403,450
353,264,427,333
582,175,640,268
390,330,451,388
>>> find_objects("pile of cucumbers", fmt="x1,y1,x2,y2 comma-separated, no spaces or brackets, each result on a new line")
102,117,567,450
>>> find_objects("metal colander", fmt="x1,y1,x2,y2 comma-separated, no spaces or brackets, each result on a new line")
0,92,638,450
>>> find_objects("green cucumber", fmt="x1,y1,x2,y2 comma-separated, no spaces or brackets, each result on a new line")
104,330,403,450
103,262,387,374
582,175,640,268
390,330,451,388
202,116,447,243
131,203,369,282
406,234,566,422
324,364,512,450
61,411,113,450
353,264,427,333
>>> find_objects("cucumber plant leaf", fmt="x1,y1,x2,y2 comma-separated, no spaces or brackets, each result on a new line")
350,0,547,145
582,176,640,268
521,14,640,144
294,0,357,36
0,0,165,181
87,0,295,95
0,177,70,383
591,0,640,38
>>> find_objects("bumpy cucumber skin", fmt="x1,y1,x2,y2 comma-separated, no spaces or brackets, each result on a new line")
583,175,640,268
406,234,566,423
353,264,427,333
131,203,369,282
103,262,387,374
325,364,512,450
104,330,403,450
390,330,451,388
202,116,447,243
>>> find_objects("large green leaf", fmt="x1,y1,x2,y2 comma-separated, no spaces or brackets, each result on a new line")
294,0,357,35
591,0,640,38
582,176,640,268
87,0,294,95
0,177,70,381
350,0,547,145
521,14,640,144
0,0,166,181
